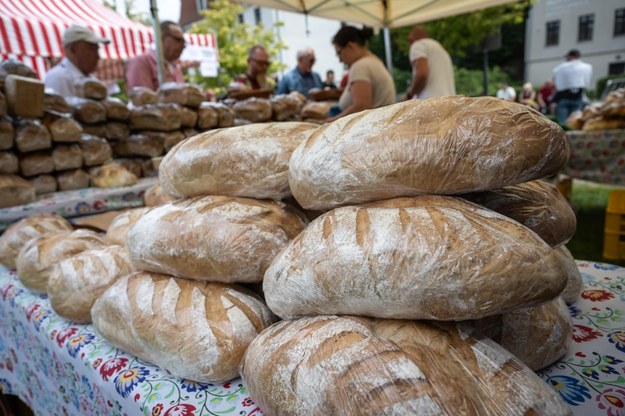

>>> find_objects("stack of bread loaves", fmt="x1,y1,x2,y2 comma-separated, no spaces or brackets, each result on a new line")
90,121,320,383
241,96,578,414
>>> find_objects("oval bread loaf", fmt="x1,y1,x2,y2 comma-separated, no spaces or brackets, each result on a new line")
289,96,569,210
0,213,73,269
240,315,572,416
159,122,319,200
143,183,174,207
47,244,134,323
554,245,583,303
461,180,576,247
16,229,107,293
105,207,150,245
263,195,567,320
91,271,276,383
126,196,307,283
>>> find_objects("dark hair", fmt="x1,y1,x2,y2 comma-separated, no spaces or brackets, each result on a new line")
248,44,267,58
332,26,374,47
160,21,180,36
326,70,334,75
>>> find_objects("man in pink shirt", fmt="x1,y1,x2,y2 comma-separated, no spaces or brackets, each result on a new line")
125,21,186,91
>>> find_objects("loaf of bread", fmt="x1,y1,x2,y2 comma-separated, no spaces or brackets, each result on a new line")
157,82,204,108
31,174,57,195
105,207,150,245
299,100,333,120
468,297,571,371
89,163,138,188
44,91,71,114
80,122,107,138
232,98,272,122
56,169,90,191
126,196,306,283
202,102,235,128
0,213,72,269
271,94,302,121
52,144,83,171
289,97,569,210
0,151,18,174
102,97,130,121
159,122,318,200
554,245,583,303
240,315,572,415
19,152,54,176
43,114,83,143
16,229,107,293
0,91,4,116
196,103,218,130
104,121,130,141
143,183,174,206
73,79,107,100
48,244,133,323
112,134,164,158
129,103,181,131
65,97,107,124
460,180,576,247
264,195,567,320
112,158,142,178
79,134,112,166
91,271,276,383
15,119,51,153
0,117,14,150
0,174,35,208
128,86,158,107
582,116,625,131
179,105,198,127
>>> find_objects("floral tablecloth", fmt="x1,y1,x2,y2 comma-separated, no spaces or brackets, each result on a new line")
0,266,263,416
538,260,625,416
566,129,625,185
0,261,622,416
0,177,158,232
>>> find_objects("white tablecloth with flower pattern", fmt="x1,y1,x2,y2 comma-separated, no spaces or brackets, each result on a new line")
0,260,623,416
566,129,625,185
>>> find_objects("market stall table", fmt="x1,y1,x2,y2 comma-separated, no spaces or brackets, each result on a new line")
0,177,158,232
566,129,625,185
0,261,622,415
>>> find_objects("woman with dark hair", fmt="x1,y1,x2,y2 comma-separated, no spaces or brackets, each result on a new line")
327,26,396,121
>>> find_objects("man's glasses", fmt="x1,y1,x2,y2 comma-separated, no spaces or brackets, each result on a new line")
250,58,271,66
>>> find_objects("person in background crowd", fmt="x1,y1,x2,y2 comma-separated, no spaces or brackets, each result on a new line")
228,45,276,93
405,25,455,100
496,82,516,101
537,79,555,114
44,25,109,97
276,48,323,97
551,49,593,124
518,82,539,110
327,26,395,122
323,70,337,89
125,21,185,92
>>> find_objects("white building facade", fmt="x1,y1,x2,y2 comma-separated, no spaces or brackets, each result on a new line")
525,0,625,93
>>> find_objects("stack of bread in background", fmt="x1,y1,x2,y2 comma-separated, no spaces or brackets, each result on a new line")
567,87,625,130
0,93,581,414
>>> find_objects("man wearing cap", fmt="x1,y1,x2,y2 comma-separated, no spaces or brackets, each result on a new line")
45,24,109,97
551,49,593,124
275,48,323,98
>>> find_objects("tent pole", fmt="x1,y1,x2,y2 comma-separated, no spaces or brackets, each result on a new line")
150,0,166,87
383,27,393,74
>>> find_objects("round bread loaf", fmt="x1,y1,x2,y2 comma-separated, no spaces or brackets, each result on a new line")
467,297,572,371
0,213,73,269
105,207,150,245
92,271,277,383
289,96,569,210
16,229,107,293
126,196,307,283
143,183,174,207
460,180,576,247
159,122,319,200
263,195,567,321
554,245,583,303
240,315,572,415
47,244,133,323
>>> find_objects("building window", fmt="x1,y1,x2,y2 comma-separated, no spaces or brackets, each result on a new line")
254,7,261,25
616,8,625,36
546,20,560,46
238,14,244,24
578,14,594,41
609,62,625,75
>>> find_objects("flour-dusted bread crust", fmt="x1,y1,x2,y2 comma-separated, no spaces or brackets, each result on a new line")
126,196,307,283
468,297,571,371
0,213,73,269
461,180,576,247
264,195,567,321
16,229,107,293
105,207,150,245
91,271,277,383
143,183,174,207
159,122,319,200
47,245,133,323
240,315,572,416
289,97,569,210
554,245,583,303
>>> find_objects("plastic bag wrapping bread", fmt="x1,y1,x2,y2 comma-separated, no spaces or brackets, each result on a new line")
554,245,583,303
15,119,51,152
16,229,107,293
240,315,573,416
465,297,571,371
105,207,150,245
0,117,14,150
143,183,174,207
0,213,72,269
232,98,273,123
129,103,181,131
289,96,569,210
157,82,204,108
460,180,576,247
102,97,130,121
73,79,107,100
43,114,83,143
91,271,277,383
47,244,133,323
0,151,18,174
159,122,319,200
89,163,138,188
126,196,307,283
263,195,567,321
65,97,107,124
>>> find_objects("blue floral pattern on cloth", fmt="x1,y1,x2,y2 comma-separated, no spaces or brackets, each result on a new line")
0,268,264,416
538,261,625,416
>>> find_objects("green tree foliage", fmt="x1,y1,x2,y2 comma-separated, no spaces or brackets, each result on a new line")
188,0,287,95
102,0,149,24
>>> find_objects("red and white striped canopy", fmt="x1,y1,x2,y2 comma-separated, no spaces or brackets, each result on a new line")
0,0,217,81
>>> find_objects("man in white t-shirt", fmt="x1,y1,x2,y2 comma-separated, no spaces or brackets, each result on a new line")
552,49,593,124
496,82,516,101
405,26,455,100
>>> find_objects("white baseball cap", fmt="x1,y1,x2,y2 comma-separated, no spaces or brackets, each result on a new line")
63,25,110,46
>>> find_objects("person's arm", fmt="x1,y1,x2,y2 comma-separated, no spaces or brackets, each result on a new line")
406,57,429,99
326,80,372,122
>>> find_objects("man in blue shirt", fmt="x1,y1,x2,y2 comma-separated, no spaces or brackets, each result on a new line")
276,48,323,97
